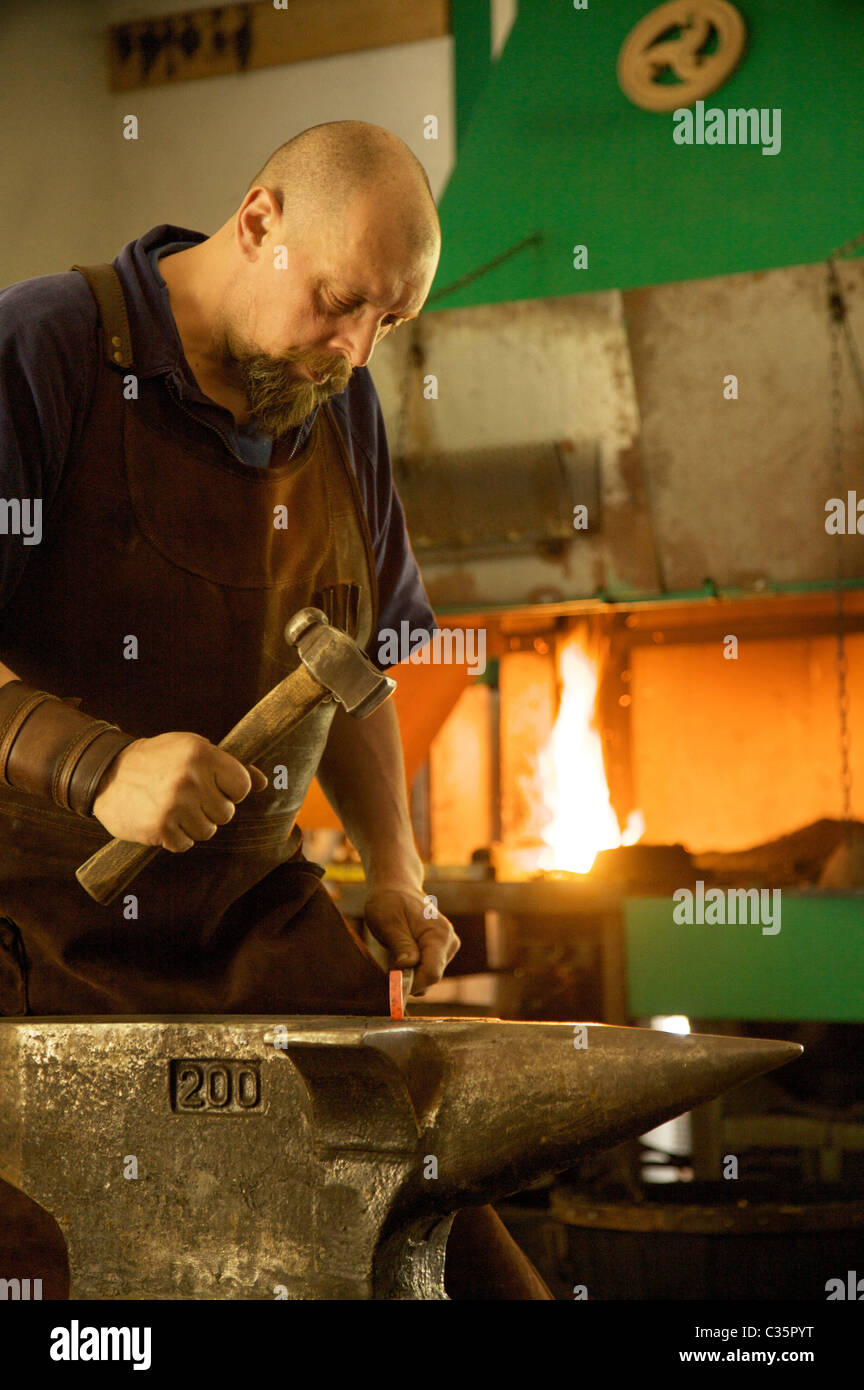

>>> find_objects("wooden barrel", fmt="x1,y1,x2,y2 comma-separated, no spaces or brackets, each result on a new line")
546,1182,864,1300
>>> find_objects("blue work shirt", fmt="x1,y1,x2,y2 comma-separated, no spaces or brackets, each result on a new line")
0,224,437,670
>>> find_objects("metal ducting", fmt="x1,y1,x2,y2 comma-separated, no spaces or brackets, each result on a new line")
394,439,600,562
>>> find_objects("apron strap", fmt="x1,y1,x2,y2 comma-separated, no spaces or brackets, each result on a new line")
70,262,134,370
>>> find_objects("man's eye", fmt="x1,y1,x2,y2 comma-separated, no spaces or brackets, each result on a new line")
326,296,360,315
320,293,404,331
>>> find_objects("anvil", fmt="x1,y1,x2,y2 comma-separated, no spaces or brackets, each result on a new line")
0,1016,801,1299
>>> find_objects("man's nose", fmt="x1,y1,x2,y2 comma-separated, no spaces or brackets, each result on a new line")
329,319,380,370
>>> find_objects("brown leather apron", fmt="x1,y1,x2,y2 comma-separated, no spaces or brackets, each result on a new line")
0,263,389,1016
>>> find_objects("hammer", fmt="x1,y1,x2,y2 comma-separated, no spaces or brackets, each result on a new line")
76,608,396,906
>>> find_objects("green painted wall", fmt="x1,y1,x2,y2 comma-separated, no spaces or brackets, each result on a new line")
434,0,864,308
626,896,864,1021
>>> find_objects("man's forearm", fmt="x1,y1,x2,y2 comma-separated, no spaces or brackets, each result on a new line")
0,659,138,816
315,697,424,887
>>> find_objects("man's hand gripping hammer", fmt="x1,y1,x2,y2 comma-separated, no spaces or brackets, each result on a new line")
75,608,396,906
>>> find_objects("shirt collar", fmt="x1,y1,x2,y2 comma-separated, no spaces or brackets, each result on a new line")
112,224,208,380
110,224,319,452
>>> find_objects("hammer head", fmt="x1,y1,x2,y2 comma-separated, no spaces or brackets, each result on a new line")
284,607,396,718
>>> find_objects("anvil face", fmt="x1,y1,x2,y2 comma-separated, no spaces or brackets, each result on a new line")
0,1017,801,1300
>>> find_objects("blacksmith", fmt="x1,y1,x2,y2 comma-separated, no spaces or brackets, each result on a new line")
0,120,550,1298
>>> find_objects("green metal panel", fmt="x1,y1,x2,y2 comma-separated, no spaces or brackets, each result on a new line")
625,894,864,1021
451,0,493,146
432,0,864,309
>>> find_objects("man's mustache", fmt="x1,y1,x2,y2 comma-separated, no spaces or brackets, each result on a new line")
223,340,353,390
267,351,353,390
298,358,353,389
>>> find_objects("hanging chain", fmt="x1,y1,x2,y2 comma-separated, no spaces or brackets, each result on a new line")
827,259,853,832
825,228,864,834
425,233,543,307
832,227,864,264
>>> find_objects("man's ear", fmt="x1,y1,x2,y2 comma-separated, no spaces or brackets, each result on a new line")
238,188,279,254
261,186,284,237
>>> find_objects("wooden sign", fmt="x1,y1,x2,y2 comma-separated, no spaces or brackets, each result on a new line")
108,0,450,92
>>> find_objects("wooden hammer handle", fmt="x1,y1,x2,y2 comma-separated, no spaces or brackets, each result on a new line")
76,665,327,905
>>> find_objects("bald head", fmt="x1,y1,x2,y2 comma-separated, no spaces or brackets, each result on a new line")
247,120,440,261
160,123,440,438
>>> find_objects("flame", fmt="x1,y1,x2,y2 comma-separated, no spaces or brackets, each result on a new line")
537,630,643,873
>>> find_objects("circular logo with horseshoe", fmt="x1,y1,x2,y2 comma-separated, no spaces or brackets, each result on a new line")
618,0,747,112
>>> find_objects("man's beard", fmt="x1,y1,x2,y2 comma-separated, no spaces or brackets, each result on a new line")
221,331,353,437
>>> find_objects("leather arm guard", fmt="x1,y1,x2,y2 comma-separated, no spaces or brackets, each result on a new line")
0,680,137,817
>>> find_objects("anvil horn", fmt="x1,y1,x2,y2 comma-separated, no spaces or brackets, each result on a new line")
363,1021,802,1208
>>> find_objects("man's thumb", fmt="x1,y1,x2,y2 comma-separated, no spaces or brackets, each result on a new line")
364,904,418,969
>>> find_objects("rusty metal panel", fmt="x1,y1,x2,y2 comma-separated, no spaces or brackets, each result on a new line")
395,439,600,561
373,262,864,609
621,261,864,592
373,292,661,607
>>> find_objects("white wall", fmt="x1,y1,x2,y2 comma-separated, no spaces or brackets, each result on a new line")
0,0,112,285
1,0,454,284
